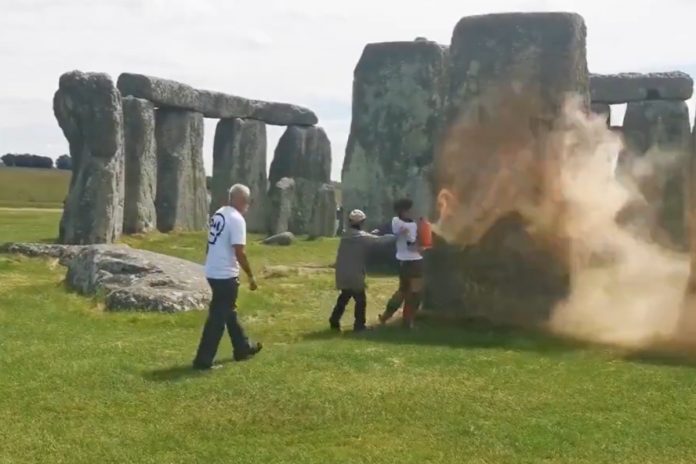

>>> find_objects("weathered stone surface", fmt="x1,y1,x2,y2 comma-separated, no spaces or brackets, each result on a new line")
266,177,328,235
267,177,295,235
688,121,696,289
2,243,210,312
262,232,295,246
155,108,208,232
292,178,326,235
590,102,611,125
211,118,267,232
623,100,691,155
622,100,691,247
53,71,125,244
0,242,81,264
122,96,157,234
65,245,209,312
448,12,588,122
342,40,448,228
591,72,693,104
269,125,331,187
117,73,318,125
308,184,338,238
426,13,589,323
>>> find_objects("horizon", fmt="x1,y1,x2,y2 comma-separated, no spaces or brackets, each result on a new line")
2,0,696,180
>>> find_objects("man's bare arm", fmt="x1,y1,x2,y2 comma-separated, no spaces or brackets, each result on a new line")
234,244,257,290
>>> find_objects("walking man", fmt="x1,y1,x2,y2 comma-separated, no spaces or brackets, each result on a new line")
193,184,262,370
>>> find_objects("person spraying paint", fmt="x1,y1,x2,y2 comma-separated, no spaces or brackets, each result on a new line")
374,198,431,328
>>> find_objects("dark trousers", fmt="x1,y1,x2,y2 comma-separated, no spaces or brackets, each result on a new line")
330,289,367,329
194,278,249,367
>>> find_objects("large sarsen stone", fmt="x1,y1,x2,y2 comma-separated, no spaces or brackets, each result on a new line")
211,118,267,232
591,72,693,104
122,96,157,234
341,40,448,228
269,125,331,187
53,70,125,245
117,73,318,126
66,245,210,312
155,108,208,232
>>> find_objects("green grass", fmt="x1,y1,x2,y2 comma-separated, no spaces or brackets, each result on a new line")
3,209,696,463
0,209,62,243
0,166,70,208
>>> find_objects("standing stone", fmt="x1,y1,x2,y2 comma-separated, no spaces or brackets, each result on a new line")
688,121,696,292
267,177,295,235
289,178,323,235
53,71,124,244
211,118,267,232
266,177,331,236
448,13,588,122
622,100,691,247
623,100,690,155
341,39,448,229
308,184,338,238
154,109,207,232
425,13,589,324
269,125,331,187
122,96,157,234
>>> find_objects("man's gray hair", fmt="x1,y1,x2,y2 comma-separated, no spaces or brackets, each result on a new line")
228,184,251,201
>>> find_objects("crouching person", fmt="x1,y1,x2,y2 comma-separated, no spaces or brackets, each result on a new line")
330,209,402,332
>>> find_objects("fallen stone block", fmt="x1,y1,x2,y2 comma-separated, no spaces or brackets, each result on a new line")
66,244,210,312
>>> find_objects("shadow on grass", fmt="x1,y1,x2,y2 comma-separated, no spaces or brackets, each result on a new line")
623,348,696,368
305,318,696,369
304,318,588,354
144,357,236,382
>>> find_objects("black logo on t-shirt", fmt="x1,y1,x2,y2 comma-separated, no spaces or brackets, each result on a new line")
208,213,225,245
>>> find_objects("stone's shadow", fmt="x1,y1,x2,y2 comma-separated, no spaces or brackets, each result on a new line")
305,319,696,369
623,349,696,368
144,357,235,382
304,319,586,354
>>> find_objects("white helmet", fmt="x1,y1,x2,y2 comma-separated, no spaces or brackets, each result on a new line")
348,209,367,224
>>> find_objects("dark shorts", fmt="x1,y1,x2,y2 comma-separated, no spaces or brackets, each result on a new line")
398,259,423,292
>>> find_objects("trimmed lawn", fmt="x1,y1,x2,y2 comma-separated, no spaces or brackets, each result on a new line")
2,209,696,463
0,167,69,209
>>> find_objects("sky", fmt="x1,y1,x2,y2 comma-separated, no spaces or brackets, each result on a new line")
1,0,696,181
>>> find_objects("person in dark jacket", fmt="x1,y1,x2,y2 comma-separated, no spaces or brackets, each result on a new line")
329,209,403,332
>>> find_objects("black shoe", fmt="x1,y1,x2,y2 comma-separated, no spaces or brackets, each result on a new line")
353,324,368,332
329,318,341,331
192,361,214,371
234,342,263,362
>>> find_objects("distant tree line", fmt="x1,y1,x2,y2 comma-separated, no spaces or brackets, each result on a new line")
56,154,72,170
1,153,72,170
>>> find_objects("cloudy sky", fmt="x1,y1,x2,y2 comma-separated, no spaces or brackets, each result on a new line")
1,0,695,180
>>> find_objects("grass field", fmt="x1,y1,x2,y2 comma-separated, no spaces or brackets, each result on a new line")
3,209,696,463
0,166,70,208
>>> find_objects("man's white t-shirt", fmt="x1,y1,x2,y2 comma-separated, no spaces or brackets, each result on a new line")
392,217,422,262
205,206,247,279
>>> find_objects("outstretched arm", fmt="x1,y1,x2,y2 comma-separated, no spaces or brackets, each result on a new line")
370,221,392,236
